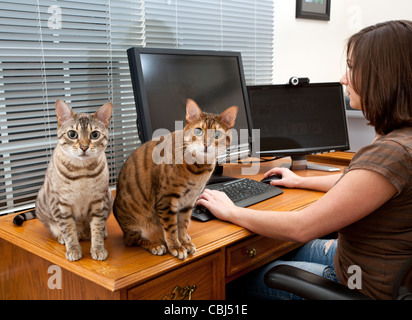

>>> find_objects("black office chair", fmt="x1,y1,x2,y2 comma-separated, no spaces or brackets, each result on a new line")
264,255,412,300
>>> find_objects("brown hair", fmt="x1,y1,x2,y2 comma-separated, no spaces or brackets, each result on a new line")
347,20,412,135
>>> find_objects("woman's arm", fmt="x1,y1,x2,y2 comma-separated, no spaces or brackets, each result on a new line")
263,167,343,192
197,169,397,242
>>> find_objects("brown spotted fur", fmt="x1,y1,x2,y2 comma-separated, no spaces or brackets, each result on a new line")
113,99,238,259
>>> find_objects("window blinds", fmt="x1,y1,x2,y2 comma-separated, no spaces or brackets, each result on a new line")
144,0,274,85
0,0,274,214
0,0,144,213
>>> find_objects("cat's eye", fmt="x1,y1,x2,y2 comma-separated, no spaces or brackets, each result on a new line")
214,130,222,139
67,130,78,139
194,128,203,136
90,131,100,140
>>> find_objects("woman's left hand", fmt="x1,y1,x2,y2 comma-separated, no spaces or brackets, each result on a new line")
196,189,236,221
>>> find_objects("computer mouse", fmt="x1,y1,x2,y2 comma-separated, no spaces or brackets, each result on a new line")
260,174,282,184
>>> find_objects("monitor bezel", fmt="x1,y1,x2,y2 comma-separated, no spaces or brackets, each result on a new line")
247,82,350,158
127,47,255,158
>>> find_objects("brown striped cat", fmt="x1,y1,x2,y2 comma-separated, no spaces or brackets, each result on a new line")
15,100,113,261
113,99,238,260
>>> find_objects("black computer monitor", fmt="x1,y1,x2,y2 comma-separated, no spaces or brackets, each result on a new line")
247,83,350,171
127,47,254,166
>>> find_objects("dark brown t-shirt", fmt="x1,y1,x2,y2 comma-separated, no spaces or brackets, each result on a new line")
334,127,412,299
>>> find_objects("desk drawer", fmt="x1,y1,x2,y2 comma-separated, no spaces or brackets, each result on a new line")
127,251,224,300
226,236,300,279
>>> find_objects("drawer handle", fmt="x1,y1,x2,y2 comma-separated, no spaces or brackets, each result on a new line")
246,248,257,258
162,284,197,300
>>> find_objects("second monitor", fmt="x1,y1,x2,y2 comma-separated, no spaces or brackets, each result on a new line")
247,82,350,171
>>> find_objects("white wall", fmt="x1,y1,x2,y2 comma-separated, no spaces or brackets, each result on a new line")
273,0,412,151
273,0,412,84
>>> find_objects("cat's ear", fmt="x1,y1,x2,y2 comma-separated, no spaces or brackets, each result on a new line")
185,99,203,123
219,106,238,129
93,102,113,127
55,99,75,127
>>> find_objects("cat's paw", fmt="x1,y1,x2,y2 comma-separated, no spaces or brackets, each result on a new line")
169,245,188,260
66,246,82,261
184,242,196,255
180,235,196,255
57,235,65,245
150,244,167,256
91,246,108,261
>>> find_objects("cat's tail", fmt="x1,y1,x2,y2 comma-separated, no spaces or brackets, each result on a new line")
13,210,36,226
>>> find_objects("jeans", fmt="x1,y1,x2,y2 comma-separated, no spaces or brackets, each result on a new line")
226,239,339,300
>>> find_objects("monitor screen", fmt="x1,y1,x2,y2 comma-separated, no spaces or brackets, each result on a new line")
127,47,254,163
247,83,350,164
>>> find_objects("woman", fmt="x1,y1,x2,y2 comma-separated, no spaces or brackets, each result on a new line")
197,20,412,300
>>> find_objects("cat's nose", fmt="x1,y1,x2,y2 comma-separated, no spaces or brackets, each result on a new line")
80,145,89,152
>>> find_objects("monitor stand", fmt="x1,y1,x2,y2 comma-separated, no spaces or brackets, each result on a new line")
281,155,340,172
206,164,238,185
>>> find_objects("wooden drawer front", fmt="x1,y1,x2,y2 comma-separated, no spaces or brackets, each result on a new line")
128,252,224,300
226,236,299,278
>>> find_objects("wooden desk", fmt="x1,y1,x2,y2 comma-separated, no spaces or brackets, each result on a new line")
0,158,347,300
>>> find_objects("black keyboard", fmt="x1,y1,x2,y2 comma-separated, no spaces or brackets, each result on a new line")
192,178,283,222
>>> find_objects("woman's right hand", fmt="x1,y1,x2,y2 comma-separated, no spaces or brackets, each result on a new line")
263,167,303,189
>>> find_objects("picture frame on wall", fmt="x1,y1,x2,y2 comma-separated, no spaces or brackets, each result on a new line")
296,0,331,21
